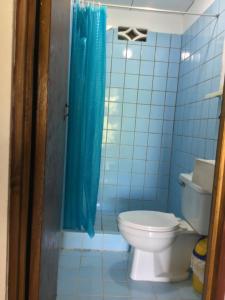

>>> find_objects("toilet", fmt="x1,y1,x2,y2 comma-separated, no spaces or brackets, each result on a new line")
118,160,214,282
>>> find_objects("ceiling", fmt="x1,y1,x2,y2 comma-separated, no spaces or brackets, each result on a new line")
101,0,195,12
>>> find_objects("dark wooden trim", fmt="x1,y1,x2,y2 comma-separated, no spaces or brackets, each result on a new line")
8,1,37,299
28,1,52,299
215,221,225,299
203,81,225,300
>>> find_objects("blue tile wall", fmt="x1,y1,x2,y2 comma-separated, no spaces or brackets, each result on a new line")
97,0,225,217
98,29,181,214
168,0,224,217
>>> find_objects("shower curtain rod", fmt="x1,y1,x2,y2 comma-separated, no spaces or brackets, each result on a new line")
84,2,219,18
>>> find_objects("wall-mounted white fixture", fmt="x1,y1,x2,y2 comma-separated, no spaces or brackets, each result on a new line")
204,90,223,99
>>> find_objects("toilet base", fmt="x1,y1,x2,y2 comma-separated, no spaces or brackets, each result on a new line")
130,248,190,282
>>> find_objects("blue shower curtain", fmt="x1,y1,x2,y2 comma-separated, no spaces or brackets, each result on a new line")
64,3,106,237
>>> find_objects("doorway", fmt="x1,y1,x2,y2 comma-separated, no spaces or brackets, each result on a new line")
7,0,225,299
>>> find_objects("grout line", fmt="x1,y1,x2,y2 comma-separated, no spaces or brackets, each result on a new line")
114,38,129,215
182,13,221,49
154,33,171,210
107,69,179,79
141,35,156,207
167,35,182,213
126,37,143,211
179,54,223,84
100,30,114,222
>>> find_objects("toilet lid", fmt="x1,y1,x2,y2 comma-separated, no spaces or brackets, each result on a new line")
118,211,179,232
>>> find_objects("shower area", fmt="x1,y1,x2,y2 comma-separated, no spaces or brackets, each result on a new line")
96,28,180,233
61,0,223,251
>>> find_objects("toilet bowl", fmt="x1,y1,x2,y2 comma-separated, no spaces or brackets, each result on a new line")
118,162,214,282
118,211,199,282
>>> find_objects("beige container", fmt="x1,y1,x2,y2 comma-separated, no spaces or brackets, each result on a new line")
192,159,215,193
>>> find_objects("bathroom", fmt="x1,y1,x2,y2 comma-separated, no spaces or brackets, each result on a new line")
58,0,224,299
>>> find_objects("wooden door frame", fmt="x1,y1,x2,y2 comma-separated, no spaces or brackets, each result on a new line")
215,221,225,299
8,0,69,299
203,82,225,300
8,0,37,299
7,1,225,299
28,0,66,298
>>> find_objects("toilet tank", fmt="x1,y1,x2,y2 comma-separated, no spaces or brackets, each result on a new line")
179,172,213,236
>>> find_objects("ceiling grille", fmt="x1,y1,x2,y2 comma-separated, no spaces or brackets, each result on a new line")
118,26,148,42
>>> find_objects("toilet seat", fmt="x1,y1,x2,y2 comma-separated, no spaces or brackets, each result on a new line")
118,211,179,232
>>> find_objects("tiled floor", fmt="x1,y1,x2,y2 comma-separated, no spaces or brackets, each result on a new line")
57,250,202,300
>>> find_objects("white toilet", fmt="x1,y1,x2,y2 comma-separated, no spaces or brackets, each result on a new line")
118,160,214,282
